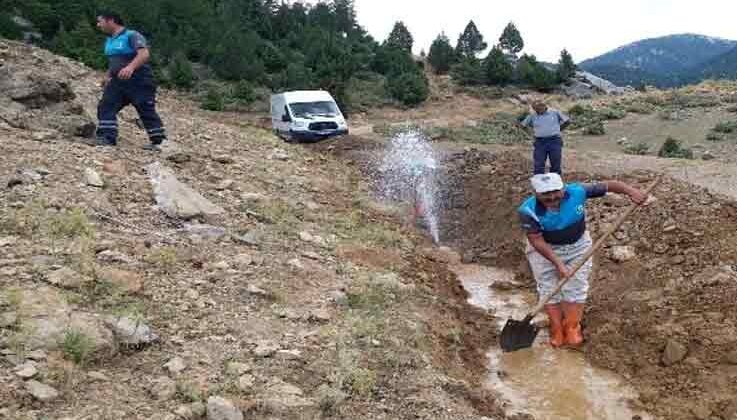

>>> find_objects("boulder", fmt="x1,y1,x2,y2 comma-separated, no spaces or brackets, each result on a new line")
662,339,688,366
146,162,224,220
206,396,243,420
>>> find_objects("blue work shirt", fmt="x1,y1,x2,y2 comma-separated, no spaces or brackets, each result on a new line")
518,183,607,245
104,28,151,76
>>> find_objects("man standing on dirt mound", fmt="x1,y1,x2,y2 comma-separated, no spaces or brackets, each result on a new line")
520,101,570,175
518,173,646,347
94,11,166,151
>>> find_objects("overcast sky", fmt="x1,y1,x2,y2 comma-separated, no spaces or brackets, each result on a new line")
353,0,737,62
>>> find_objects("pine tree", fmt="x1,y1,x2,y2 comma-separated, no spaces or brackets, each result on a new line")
455,20,487,59
427,32,456,74
450,57,485,86
386,21,413,52
557,48,577,82
483,45,512,85
499,22,524,56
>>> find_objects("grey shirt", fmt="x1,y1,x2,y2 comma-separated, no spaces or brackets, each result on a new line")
521,109,570,138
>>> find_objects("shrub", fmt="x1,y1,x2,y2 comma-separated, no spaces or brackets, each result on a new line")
201,86,225,111
584,121,605,135
712,120,737,134
387,71,429,106
623,142,650,155
168,52,194,89
60,329,95,365
658,137,693,159
706,132,724,142
232,80,256,104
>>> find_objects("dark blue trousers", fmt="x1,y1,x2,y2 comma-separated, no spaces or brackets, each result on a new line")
533,135,563,175
96,71,166,145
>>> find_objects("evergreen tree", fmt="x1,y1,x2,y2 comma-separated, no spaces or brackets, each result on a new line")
499,22,524,56
557,48,577,82
428,32,455,74
516,54,557,91
483,45,512,85
386,21,413,52
450,57,485,86
455,20,487,59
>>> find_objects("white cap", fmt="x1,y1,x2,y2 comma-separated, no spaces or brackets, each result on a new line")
531,173,564,193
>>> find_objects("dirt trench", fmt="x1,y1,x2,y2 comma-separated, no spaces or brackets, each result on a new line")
311,134,737,420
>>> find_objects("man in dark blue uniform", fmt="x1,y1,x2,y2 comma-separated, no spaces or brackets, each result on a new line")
95,12,166,150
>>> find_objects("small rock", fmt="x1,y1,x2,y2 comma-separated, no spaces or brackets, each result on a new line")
259,380,315,412
662,339,688,366
190,402,207,418
0,311,18,328
275,350,302,361
46,266,91,289
207,396,243,420
26,349,47,361
0,236,18,247
232,231,261,247
175,405,195,419
212,261,230,271
663,224,677,233
185,288,200,300
309,308,332,323
211,155,235,164
84,168,105,187
669,255,686,265
215,180,235,191
237,374,255,391
298,231,314,243
166,152,192,164
269,150,289,161
181,224,228,242
97,250,134,264
98,268,144,294
25,380,59,402
225,362,252,376
105,316,159,347
164,356,187,374
87,371,110,381
232,253,253,267
287,258,303,270
147,162,225,220
723,350,737,365
692,405,712,420
610,246,636,263
241,192,266,205
151,375,177,400
14,362,38,379
701,151,715,161
252,340,279,358
7,178,23,188
246,285,269,297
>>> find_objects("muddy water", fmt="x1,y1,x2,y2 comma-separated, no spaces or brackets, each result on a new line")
452,264,651,420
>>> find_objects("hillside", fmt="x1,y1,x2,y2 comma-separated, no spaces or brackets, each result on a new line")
0,39,499,420
580,34,737,87
689,45,737,81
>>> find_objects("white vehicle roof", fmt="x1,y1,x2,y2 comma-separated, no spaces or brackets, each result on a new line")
277,90,336,104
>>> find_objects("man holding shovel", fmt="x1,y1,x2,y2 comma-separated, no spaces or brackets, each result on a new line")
517,173,647,348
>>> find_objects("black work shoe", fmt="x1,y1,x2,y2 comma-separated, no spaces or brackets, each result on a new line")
142,143,163,152
95,138,117,147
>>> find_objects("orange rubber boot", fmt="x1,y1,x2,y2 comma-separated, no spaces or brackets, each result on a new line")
544,304,565,348
561,302,584,347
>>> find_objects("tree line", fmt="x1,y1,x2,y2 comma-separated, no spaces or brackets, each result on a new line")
428,21,576,91
1,1,576,110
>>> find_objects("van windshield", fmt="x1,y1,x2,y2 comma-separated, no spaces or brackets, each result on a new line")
289,101,339,119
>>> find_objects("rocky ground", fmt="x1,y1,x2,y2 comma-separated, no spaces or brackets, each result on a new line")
0,39,503,420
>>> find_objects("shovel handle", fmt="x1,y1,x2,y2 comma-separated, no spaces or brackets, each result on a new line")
526,177,661,317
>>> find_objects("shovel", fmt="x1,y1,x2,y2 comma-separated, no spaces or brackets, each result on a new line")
500,177,661,352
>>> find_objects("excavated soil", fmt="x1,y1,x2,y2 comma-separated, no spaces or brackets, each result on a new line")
315,134,737,420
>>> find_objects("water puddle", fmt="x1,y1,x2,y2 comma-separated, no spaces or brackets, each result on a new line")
452,263,651,420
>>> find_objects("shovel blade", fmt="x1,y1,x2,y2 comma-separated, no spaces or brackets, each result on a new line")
500,318,539,352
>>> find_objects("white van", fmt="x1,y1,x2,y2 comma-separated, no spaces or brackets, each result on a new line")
270,90,348,142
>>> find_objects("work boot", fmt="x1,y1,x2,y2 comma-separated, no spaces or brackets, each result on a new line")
561,302,585,347
544,304,565,348
142,142,163,152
